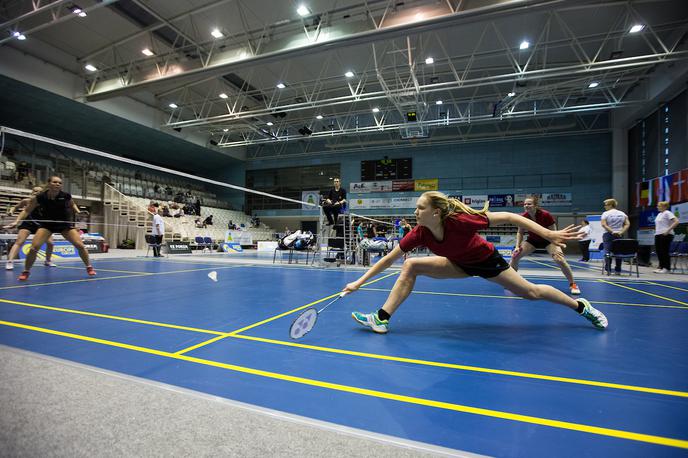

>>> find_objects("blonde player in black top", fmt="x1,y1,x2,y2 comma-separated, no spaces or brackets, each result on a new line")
5,176,96,281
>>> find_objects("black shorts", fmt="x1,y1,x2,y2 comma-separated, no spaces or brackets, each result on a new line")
41,223,73,234
455,249,510,279
525,238,550,250
18,220,40,234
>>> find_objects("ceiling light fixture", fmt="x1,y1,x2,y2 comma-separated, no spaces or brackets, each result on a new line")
211,28,224,39
266,122,274,126
629,24,645,34
316,115,323,119
223,128,229,132
13,31,26,40
219,93,228,99
276,82,286,89
372,107,380,113
344,71,354,78
141,48,154,56
435,100,443,105
519,40,530,50
84,64,97,72
168,103,178,109
425,57,434,65
588,82,599,88
70,6,87,17
297,5,311,17
508,92,516,97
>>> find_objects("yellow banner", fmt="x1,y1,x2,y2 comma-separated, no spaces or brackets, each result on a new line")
414,178,438,191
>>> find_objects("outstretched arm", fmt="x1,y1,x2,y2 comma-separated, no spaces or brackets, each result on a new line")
4,198,38,228
343,245,404,293
487,211,580,248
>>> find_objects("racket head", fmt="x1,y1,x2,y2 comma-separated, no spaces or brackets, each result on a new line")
289,307,318,339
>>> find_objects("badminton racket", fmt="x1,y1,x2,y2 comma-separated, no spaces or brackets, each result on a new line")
289,292,348,339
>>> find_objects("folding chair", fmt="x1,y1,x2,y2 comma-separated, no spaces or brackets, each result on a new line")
670,241,688,273
203,236,215,252
145,234,163,257
603,239,639,277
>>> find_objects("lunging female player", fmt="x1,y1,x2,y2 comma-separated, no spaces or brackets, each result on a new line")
5,176,96,281
344,191,607,334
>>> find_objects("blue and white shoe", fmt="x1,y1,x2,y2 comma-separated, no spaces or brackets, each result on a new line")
352,311,389,334
578,298,608,329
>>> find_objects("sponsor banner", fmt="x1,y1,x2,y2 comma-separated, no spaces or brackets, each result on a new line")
226,230,253,245
167,241,192,254
19,241,79,259
414,178,438,191
392,179,415,191
541,192,572,206
638,210,658,228
671,201,688,224
350,181,393,193
514,193,572,206
82,241,102,253
462,195,488,208
221,242,243,253
301,190,321,209
488,194,515,207
637,229,655,246
350,196,416,209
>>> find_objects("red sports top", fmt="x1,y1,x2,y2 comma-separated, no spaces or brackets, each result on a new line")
521,208,555,243
399,213,494,265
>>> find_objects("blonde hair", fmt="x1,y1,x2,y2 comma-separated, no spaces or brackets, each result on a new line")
524,194,540,208
421,191,489,219
658,201,670,209
603,198,617,208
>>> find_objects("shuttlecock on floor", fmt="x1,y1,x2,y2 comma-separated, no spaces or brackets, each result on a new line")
208,271,217,282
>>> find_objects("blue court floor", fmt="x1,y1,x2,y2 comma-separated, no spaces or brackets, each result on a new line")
0,256,686,457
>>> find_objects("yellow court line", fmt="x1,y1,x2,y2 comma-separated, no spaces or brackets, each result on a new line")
1,319,687,449
2,295,685,398
231,334,688,398
361,287,687,309
598,280,688,307
174,271,401,355
641,281,688,293
0,265,240,290
0,298,225,335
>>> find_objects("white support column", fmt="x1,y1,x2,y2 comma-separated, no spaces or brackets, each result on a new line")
612,127,629,211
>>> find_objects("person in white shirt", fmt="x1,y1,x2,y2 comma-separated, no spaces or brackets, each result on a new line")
578,219,592,262
151,208,165,257
654,201,679,273
600,198,630,275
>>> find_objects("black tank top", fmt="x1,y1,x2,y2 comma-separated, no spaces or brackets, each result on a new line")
36,190,72,223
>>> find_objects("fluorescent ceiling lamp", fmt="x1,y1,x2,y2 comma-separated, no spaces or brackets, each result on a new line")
168,103,178,109
435,100,443,105
425,57,434,64
276,82,286,89
508,92,516,97
223,128,229,132
588,82,599,88
344,71,354,78
316,115,323,119
297,5,311,17
266,122,274,126
84,64,97,72
211,28,224,39
519,40,530,50
219,93,229,99
13,31,26,40
141,48,154,56
629,24,645,33
372,107,380,113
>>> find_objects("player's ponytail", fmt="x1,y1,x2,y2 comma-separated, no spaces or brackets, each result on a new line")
422,191,489,220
